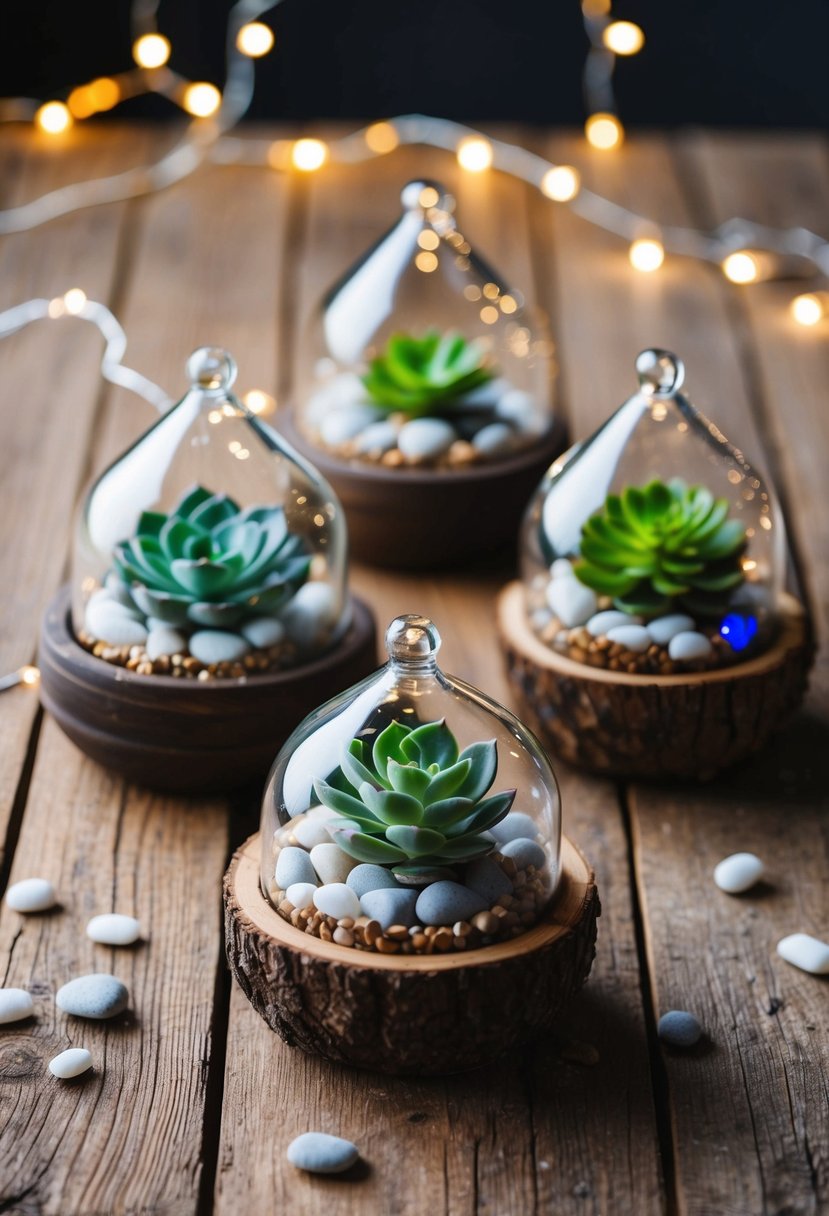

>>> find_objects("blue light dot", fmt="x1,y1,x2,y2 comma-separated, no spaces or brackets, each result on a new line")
719,613,758,652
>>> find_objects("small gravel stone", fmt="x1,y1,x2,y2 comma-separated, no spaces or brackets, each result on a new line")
287,1131,359,1175
311,843,357,885
313,884,361,921
292,816,332,850
319,404,383,447
464,857,514,904
360,887,419,930
668,631,713,662
86,914,141,946
777,933,829,975
546,578,597,628
398,417,457,462
188,630,250,665
586,610,642,637
606,624,651,653
346,864,402,898
415,881,488,927
240,617,286,649
0,988,35,1024
6,877,56,913
281,582,338,651
658,1011,702,1047
647,614,696,646
145,626,188,661
85,600,148,647
56,974,129,1020
286,882,318,909
489,811,539,846
471,422,514,457
501,837,546,871
49,1047,93,1079
713,853,765,894
275,847,317,890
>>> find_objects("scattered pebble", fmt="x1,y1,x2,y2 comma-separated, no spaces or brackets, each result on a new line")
415,881,488,927
489,811,539,846
605,624,652,653
56,974,129,1020
48,1047,93,1080
354,420,399,455
188,630,250,665
313,884,361,921
6,877,57,913
713,853,765,894
285,882,318,909
310,843,357,886
0,988,35,1024
360,887,419,930
777,933,829,975
657,1010,702,1047
546,578,597,628
398,418,457,462
464,857,514,904
281,582,338,651
292,816,332,851
500,837,546,871
471,422,514,457
84,600,147,647
346,864,402,898
668,631,713,662
586,610,641,637
275,847,318,890
240,617,286,649
145,626,187,662
287,1132,359,1175
86,914,141,946
647,614,695,646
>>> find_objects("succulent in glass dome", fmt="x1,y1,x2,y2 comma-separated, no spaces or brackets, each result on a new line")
573,479,746,619
315,718,515,881
362,331,495,417
113,485,311,629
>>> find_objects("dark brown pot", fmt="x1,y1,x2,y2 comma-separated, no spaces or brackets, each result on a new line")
38,586,378,795
276,409,567,569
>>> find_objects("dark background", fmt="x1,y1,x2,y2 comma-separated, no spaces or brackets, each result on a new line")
3,0,828,128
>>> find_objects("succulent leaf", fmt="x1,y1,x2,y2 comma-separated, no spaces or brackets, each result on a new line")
362,330,495,416
574,478,747,619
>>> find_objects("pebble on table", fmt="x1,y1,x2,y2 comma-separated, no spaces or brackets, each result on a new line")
6,877,57,913
49,1047,93,1079
0,987,35,1024
286,1131,360,1175
56,974,130,1020
657,1010,702,1048
713,852,765,894
86,914,141,946
776,933,829,975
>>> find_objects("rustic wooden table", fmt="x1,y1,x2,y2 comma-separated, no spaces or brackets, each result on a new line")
0,124,827,1216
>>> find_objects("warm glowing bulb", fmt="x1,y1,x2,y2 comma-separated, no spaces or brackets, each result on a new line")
19,666,40,687
89,77,120,111
722,252,758,284
291,138,328,171
63,288,87,314
35,102,73,135
415,251,438,273
790,293,826,326
629,238,664,272
585,112,623,150
68,87,96,119
243,389,276,415
603,20,645,55
457,137,493,172
133,33,171,69
364,121,399,154
183,82,222,118
540,165,580,201
236,22,274,57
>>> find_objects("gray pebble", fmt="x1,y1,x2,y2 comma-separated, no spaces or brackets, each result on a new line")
668,631,713,662
346,864,402,898
415,881,488,927
657,1010,702,1048
188,630,250,665
287,1131,359,1175
471,422,514,457
275,846,317,890
464,857,514,904
360,887,419,929
145,626,188,661
241,617,286,649
56,974,129,1020
398,418,456,462
354,420,399,455
490,812,539,847
501,837,546,871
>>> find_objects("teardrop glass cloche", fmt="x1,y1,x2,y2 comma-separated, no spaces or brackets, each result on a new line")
293,180,558,470
521,349,785,674
261,615,561,955
73,346,349,678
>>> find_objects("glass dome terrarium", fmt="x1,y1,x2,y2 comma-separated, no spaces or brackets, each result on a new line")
521,349,785,676
294,180,557,472
72,346,349,680
260,615,561,956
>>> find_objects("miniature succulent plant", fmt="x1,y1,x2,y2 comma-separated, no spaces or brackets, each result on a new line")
314,718,515,880
362,330,494,415
112,485,311,628
573,478,747,618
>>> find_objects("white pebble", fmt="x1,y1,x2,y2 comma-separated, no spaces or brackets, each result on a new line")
319,403,382,447
549,558,576,580
0,988,34,1024
354,420,399,455
311,843,357,885
292,816,332,850
713,853,765,894
668,631,713,662
647,614,696,646
471,422,514,457
286,882,318,909
777,933,829,976
145,627,187,661
188,630,250,665
241,617,286,649
281,582,338,651
587,610,642,637
86,914,141,946
546,578,597,628
6,877,56,913
56,974,129,1020
48,1047,93,1079
287,1131,359,1174
313,883,361,921
495,388,546,435
398,418,457,462
84,600,148,647
606,624,651,653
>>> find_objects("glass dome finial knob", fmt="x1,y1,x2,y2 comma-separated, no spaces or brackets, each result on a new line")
635,348,685,398
185,346,238,392
385,614,442,664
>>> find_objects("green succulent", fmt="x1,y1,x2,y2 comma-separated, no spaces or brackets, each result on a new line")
314,718,515,881
112,485,311,629
362,330,494,416
573,478,747,618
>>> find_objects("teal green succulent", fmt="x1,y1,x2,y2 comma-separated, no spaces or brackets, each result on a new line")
573,478,746,618
112,485,311,629
362,330,495,416
315,718,515,881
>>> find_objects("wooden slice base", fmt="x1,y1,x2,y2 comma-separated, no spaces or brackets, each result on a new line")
38,586,378,795
276,408,567,569
497,581,813,781
224,832,599,1075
